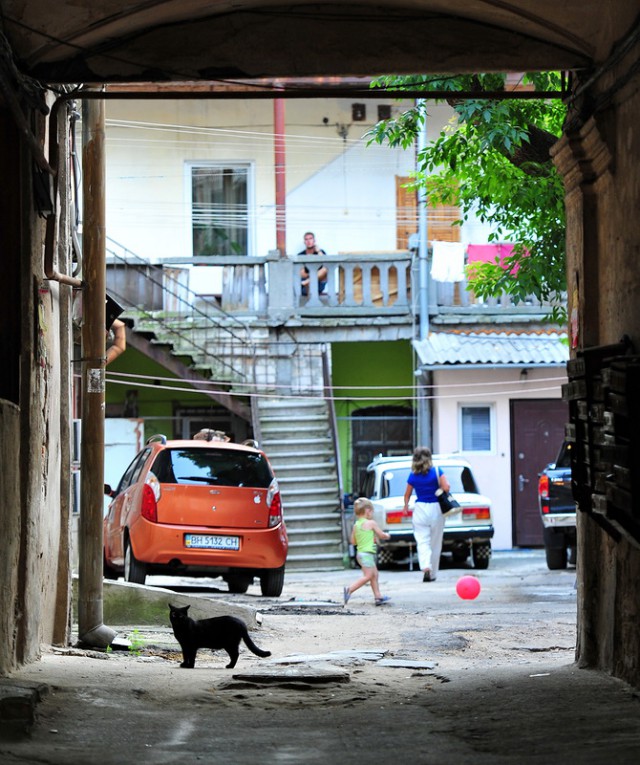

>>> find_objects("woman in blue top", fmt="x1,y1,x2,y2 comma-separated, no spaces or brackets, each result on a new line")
403,447,450,582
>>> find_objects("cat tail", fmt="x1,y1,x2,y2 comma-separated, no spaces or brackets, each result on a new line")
242,630,271,658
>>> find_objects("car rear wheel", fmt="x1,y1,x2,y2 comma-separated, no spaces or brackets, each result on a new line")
259,566,285,597
472,542,491,569
103,551,119,580
226,575,251,594
452,545,470,565
545,545,568,570
124,538,147,584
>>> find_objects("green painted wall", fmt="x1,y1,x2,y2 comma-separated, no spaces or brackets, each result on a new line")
105,346,236,441
331,340,415,496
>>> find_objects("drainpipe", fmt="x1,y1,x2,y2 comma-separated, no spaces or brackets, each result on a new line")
417,99,429,342
274,94,286,258
416,100,432,446
45,98,83,287
77,97,116,648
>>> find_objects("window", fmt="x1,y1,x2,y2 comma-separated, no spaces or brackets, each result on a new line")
152,448,273,488
461,405,492,452
191,164,250,257
116,448,151,494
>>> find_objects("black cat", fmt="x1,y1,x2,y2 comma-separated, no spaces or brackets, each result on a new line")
168,604,271,669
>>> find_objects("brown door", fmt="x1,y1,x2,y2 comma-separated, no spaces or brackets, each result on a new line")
395,176,461,248
511,398,568,547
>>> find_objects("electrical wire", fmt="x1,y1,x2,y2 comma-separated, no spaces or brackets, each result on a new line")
107,369,566,391
105,374,561,402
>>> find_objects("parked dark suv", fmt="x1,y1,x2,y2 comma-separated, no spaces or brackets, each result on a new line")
538,441,576,570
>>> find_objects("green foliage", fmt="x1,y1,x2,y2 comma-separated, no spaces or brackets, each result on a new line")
128,628,146,656
367,73,567,316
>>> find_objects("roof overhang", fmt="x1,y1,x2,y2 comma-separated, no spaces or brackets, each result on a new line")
413,331,569,370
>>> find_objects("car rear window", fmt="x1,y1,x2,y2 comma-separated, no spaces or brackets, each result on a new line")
380,464,479,498
440,465,479,494
555,441,573,468
151,448,273,488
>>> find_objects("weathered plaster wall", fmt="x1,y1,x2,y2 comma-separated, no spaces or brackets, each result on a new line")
17,187,63,665
0,401,21,674
0,103,74,674
553,39,640,688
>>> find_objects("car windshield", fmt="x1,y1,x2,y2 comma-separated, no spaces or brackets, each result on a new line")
151,448,273,488
380,464,479,498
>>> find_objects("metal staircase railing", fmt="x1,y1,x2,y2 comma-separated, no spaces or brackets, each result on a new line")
105,236,257,384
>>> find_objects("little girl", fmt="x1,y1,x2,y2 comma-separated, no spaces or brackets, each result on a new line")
343,498,391,606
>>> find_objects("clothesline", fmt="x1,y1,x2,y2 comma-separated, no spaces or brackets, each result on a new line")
430,241,521,283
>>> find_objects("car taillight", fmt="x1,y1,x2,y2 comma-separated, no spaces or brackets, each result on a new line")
538,474,550,513
462,506,491,521
538,474,550,500
386,510,411,523
141,483,158,523
267,479,282,528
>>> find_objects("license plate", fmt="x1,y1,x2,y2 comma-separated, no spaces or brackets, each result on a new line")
184,534,240,550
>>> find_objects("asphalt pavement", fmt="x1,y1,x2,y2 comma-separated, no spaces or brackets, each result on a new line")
2,550,640,764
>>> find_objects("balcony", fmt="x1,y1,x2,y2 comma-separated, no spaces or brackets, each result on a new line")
106,243,561,332
215,251,559,325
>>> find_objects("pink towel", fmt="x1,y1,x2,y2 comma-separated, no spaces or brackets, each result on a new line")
467,244,523,274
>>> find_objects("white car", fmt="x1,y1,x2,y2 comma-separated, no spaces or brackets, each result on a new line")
360,454,494,569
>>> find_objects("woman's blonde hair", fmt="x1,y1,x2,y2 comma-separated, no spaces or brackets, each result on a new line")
353,497,374,516
411,446,433,474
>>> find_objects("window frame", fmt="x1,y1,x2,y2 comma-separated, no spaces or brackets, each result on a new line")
116,448,151,495
186,160,255,258
459,403,494,454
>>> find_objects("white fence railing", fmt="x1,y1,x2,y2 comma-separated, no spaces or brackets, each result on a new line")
108,248,560,321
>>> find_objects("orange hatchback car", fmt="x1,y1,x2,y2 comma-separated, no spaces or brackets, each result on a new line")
103,435,288,596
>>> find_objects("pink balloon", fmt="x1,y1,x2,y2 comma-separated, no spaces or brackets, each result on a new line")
456,575,481,600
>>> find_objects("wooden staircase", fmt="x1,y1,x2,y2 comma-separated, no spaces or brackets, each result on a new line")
256,397,346,571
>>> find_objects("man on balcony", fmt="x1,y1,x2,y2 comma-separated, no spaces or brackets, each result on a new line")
299,231,328,296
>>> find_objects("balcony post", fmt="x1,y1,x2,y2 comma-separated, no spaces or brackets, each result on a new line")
266,251,296,323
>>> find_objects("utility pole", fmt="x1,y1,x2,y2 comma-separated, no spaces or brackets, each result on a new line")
78,97,116,648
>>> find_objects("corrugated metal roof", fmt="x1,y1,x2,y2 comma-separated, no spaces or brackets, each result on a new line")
413,331,569,367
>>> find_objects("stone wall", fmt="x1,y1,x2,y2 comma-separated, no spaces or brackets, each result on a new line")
552,37,640,687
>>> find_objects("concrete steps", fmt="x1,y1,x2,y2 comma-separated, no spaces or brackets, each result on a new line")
258,397,346,572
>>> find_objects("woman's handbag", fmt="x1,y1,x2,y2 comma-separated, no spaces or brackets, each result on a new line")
435,488,461,514
435,466,461,514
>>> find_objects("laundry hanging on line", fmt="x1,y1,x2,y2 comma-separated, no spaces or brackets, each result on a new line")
430,241,467,282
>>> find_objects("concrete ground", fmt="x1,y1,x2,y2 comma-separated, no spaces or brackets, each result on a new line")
2,551,640,764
